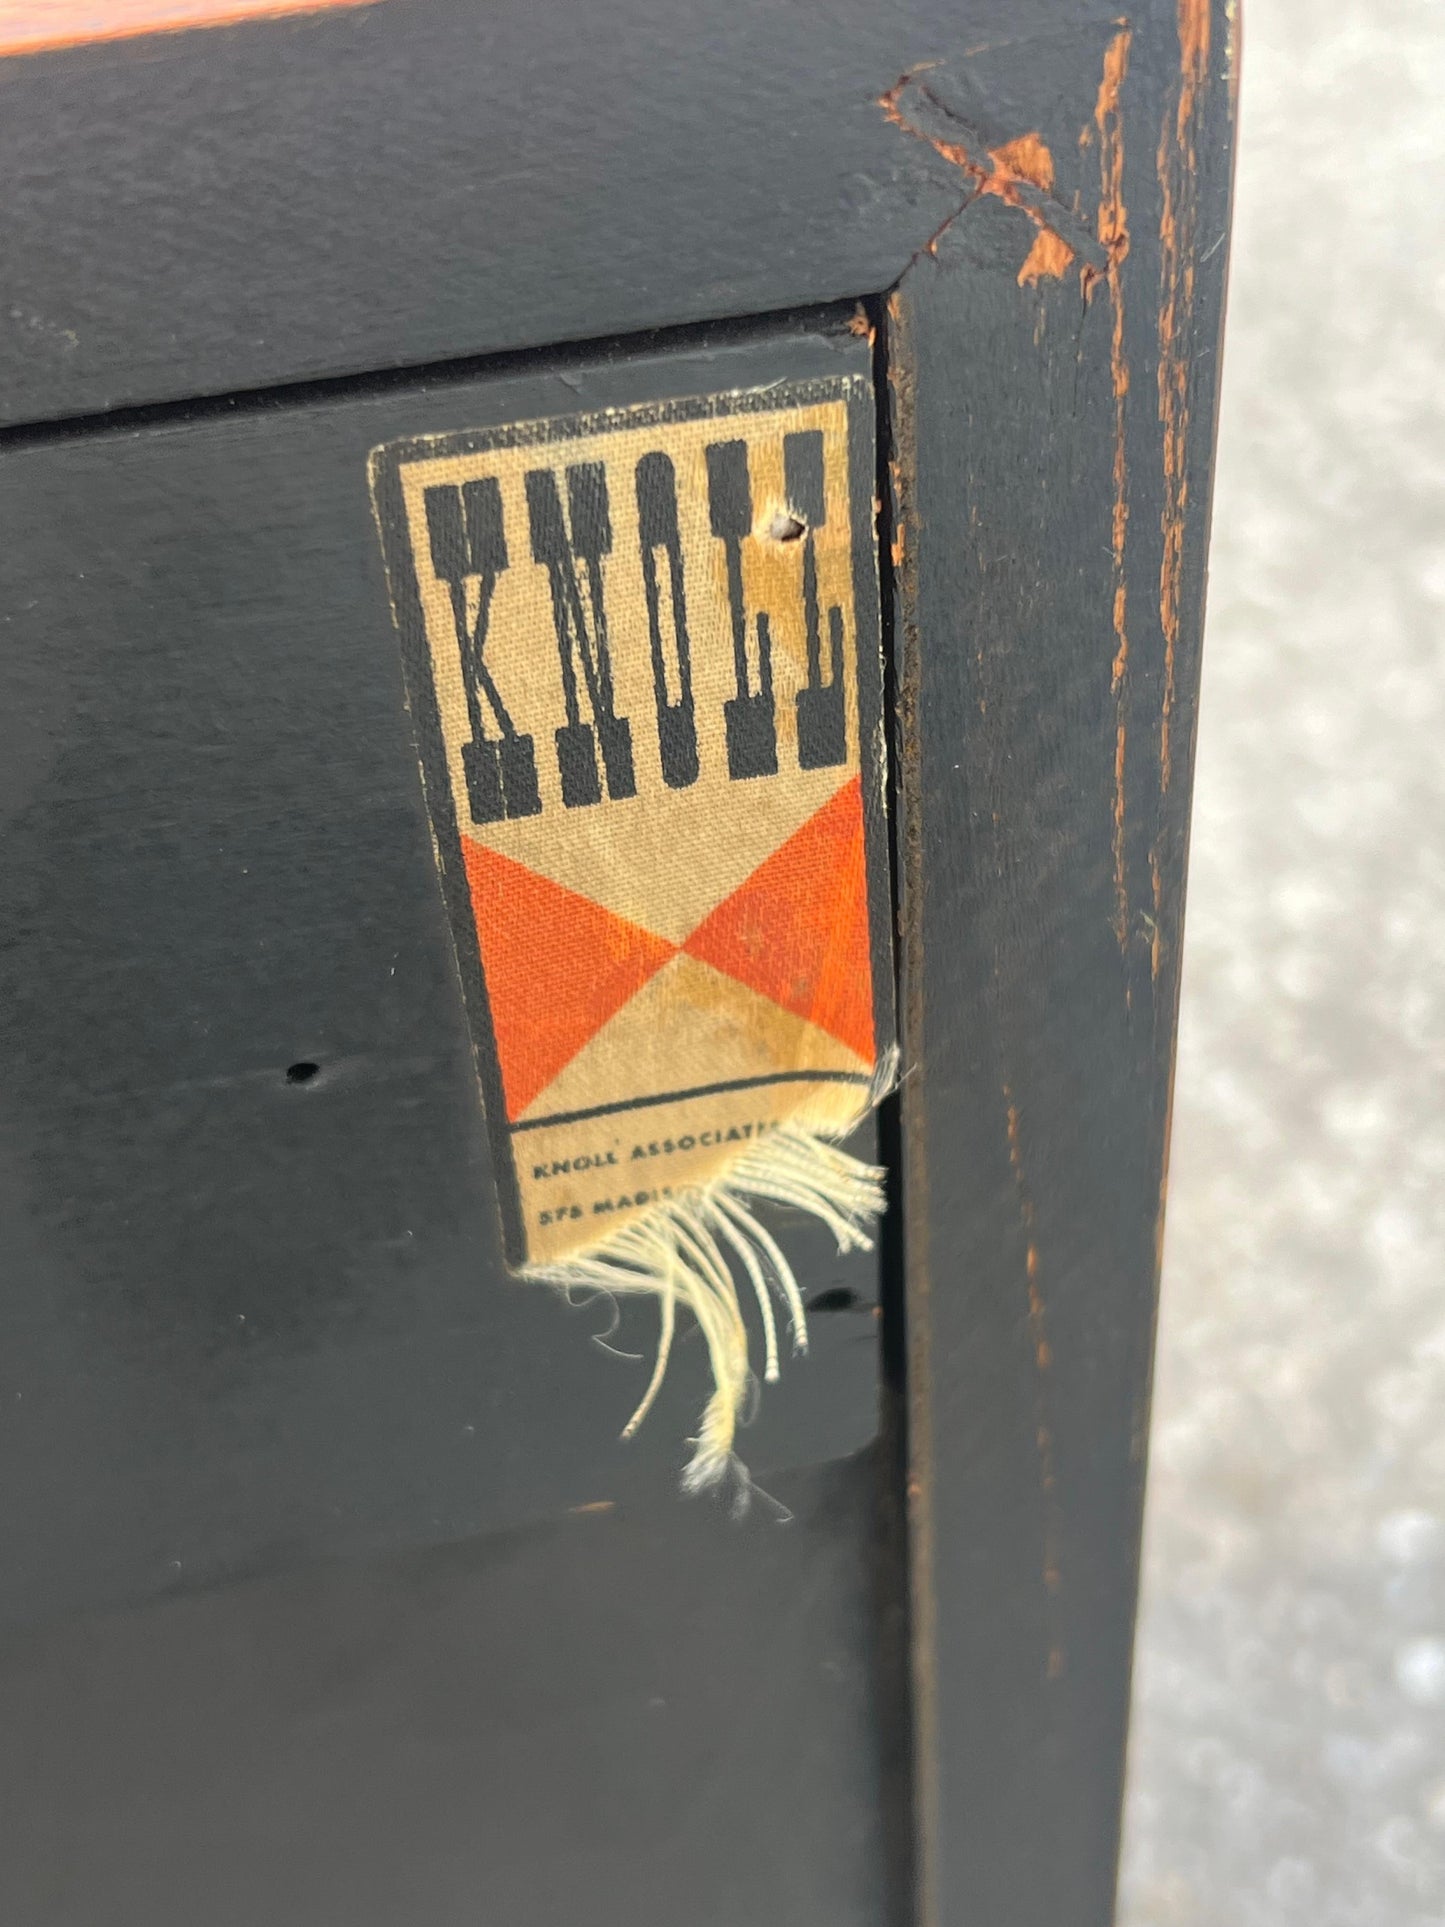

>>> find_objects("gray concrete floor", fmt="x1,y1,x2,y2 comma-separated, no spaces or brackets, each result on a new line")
1116,1,1445,1920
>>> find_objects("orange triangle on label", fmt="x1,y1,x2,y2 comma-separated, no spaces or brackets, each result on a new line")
460,837,677,1120
682,776,875,1065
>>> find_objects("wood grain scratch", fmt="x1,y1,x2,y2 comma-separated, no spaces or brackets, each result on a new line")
1017,227,1075,288
1004,1085,1064,1634
1158,0,1211,807
1086,28,1134,954
879,72,1108,276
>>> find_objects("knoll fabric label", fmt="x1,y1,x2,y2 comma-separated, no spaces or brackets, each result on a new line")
370,375,892,1267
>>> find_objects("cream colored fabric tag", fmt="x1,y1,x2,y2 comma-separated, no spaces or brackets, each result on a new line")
370,374,892,1490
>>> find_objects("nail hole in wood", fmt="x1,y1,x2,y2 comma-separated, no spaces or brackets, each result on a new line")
807,1287,861,1313
766,511,806,543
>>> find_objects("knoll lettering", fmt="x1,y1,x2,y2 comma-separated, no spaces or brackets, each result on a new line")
525,461,637,809
424,479,542,823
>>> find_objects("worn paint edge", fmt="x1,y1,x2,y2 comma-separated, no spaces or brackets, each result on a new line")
0,0,378,59
881,281,941,1927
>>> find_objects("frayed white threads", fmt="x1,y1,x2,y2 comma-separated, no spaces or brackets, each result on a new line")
529,1081,891,1498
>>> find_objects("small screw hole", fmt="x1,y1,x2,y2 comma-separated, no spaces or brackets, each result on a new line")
807,1287,861,1313
767,511,807,544
285,1061,320,1086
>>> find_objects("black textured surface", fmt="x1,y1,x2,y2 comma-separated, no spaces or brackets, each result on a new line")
883,8,1234,1924
0,0,1236,1920
0,1451,911,1927
0,319,883,1629
0,0,1124,426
